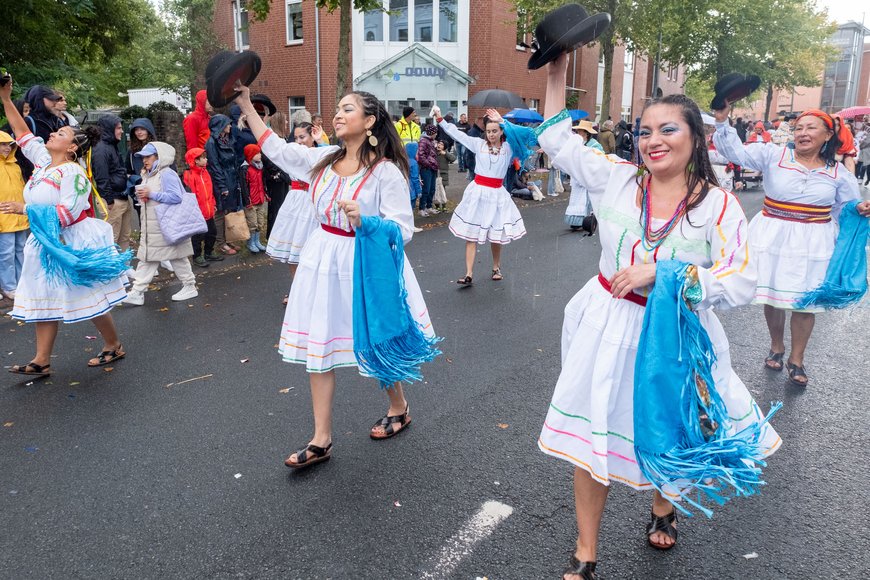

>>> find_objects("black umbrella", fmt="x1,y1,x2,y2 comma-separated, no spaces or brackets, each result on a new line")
467,89,527,110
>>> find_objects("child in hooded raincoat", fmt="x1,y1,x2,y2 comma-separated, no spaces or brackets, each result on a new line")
183,147,222,268
243,144,268,252
0,131,28,299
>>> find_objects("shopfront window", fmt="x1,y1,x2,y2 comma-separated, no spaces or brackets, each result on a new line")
439,0,457,42
286,0,303,44
389,0,409,42
415,0,433,42
233,0,249,51
364,8,384,41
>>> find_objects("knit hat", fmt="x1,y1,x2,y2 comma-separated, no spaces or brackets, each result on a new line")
402,106,415,119
244,144,261,162
424,124,438,137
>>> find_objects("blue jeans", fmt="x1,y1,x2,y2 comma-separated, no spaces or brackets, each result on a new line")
0,230,28,293
456,143,467,170
420,168,437,209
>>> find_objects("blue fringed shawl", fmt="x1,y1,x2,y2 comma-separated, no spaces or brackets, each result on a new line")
352,216,442,387
26,204,132,287
796,200,869,309
501,120,538,170
634,260,780,517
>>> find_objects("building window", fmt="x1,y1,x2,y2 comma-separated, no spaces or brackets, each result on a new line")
528,98,540,112
624,48,634,72
389,0,409,42
439,0,457,42
286,0,303,44
233,0,249,51
415,0,432,42
289,96,306,120
364,8,384,42
516,9,529,49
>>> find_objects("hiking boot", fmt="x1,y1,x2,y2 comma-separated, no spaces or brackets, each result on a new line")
193,256,209,268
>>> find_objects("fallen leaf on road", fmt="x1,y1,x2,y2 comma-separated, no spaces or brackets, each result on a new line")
158,307,169,312
85,335,97,340
494,481,500,486
204,303,212,308
240,358,249,364
69,381,80,386
536,348,543,353
446,357,453,364
497,423,509,429
234,473,242,479
3,422,13,428
278,387,295,394
743,553,758,559
393,501,402,507
25,381,33,386
104,367,114,372
188,304,194,308
273,344,279,348
534,294,541,297
84,347,93,352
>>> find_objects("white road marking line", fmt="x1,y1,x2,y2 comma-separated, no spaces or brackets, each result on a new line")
420,500,514,579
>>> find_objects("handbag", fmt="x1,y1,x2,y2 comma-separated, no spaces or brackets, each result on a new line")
224,209,251,243
155,191,208,245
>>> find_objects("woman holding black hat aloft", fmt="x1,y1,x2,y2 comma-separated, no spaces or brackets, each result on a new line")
232,84,435,468
712,104,869,386
536,53,780,579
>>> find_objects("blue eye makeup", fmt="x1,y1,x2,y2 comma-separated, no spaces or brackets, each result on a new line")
638,129,651,137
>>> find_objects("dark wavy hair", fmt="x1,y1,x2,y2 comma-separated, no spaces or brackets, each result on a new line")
636,94,719,224
822,117,843,167
482,115,506,143
294,121,314,136
71,125,101,160
309,91,409,180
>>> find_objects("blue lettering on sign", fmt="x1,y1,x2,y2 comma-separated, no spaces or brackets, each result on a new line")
404,67,446,80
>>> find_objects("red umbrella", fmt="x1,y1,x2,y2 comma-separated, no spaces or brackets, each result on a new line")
834,106,870,119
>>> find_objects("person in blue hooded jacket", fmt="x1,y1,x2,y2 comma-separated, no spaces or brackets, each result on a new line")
125,117,157,220
229,103,257,167
92,114,132,251
205,114,243,254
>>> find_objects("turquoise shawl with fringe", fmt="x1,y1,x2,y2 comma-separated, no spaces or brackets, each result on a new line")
796,200,869,310
26,204,132,287
352,215,441,387
634,260,780,518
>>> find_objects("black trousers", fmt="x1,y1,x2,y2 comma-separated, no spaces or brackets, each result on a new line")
191,218,217,258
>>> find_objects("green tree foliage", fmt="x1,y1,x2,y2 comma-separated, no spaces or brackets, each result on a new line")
163,0,223,97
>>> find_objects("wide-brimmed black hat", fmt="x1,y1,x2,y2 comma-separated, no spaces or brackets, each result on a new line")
251,94,276,116
527,4,611,70
205,50,262,108
710,73,761,110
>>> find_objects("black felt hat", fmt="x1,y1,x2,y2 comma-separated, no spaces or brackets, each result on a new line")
527,4,611,70
205,50,262,108
251,94,276,116
710,73,761,111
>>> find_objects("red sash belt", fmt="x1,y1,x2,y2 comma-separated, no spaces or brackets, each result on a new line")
761,197,831,223
321,223,355,237
70,212,89,226
598,272,648,307
291,181,310,190
474,175,504,188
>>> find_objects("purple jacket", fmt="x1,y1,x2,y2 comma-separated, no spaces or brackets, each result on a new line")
416,135,438,171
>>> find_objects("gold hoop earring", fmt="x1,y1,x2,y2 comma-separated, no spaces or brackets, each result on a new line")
367,130,378,147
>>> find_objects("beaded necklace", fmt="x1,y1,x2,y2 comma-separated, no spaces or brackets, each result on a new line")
640,177,687,251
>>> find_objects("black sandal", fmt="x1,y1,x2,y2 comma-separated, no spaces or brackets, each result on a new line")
491,268,503,281
284,442,332,468
370,404,411,440
456,275,473,286
647,509,678,550
88,346,126,367
764,350,784,371
786,361,809,386
563,557,597,580
9,362,51,377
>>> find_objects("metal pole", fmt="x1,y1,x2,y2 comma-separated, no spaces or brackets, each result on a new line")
315,6,322,115
651,26,662,97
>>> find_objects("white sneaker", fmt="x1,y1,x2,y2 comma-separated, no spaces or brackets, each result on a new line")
124,290,145,306
418,209,429,217
429,207,441,214
160,260,175,272
413,226,423,233
171,285,198,301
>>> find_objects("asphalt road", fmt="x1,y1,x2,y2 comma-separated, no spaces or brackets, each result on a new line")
2,185,869,579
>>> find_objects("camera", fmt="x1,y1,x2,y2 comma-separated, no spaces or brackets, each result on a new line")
0,68,10,87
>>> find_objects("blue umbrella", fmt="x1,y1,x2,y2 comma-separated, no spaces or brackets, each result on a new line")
568,109,589,121
503,108,544,123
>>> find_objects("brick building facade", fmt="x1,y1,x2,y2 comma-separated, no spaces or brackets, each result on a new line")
210,0,684,130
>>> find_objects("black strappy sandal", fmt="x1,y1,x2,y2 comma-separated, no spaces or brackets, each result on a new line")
764,350,784,371
87,346,126,367
786,361,809,386
370,404,411,440
9,362,51,377
563,557,597,579
491,268,503,281
284,442,332,469
456,275,473,286
647,509,678,550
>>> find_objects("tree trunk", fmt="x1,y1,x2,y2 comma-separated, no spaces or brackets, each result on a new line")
764,81,773,120
599,0,618,123
335,0,352,107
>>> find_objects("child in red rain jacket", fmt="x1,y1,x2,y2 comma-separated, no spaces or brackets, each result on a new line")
183,148,223,268
243,144,269,253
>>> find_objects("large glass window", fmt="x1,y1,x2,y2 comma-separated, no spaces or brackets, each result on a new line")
286,0,303,44
364,8,384,41
516,9,528,48
389,0,409,42
233,0,249,51
415,0,433,42
438,0,457,42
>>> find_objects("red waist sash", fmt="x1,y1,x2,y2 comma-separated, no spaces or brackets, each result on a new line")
474,175,504,188
598,272,648,307
291,181,310,190
321,223,355,237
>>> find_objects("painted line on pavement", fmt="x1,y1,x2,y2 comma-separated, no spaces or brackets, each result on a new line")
419,500,514,579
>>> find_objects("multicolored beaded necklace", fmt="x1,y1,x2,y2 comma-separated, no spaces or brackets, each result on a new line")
640,176,687,251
